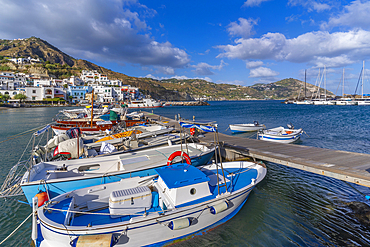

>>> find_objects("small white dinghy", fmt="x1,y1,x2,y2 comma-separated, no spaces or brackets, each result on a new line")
258,124,303,144
33,161,266,247
229,121,265,133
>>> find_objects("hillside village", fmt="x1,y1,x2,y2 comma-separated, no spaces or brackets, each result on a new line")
0,66,143,104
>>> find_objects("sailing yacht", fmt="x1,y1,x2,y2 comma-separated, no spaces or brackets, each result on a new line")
336,68,357,105
312,66,336,105
355,61,370,105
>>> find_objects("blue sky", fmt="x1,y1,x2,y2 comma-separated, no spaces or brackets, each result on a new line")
1,0,370,95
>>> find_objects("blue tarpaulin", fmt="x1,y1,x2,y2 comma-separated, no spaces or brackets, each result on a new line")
34,125,51,136
179,121,217,132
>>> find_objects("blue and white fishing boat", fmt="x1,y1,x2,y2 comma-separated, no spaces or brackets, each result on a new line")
33,160,267,247
20,143,215,204
258,124,303,144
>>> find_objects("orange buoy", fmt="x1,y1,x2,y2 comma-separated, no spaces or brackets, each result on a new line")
35,191,49,207
167,151,192,166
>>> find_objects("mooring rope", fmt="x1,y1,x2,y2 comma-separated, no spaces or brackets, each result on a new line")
0,123,53,145
0,212,33,245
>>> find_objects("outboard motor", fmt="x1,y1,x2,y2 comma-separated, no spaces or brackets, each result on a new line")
287,123,294,129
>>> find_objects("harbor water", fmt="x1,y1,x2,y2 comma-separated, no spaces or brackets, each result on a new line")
1,101,370,246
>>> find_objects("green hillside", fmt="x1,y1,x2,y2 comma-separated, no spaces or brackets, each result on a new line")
0,37,334,100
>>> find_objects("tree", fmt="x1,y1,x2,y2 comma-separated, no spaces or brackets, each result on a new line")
14,93,28,102
0,93,10,102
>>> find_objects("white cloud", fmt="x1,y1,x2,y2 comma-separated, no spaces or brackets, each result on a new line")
190,61,226,75
288,0,333,13
217,29,370,67
246,60,264,69
312,2,331,12
0,0,190,68
217,32,287,60
198,49,210,55
144,74,212,82
227,18,258,38
313,55,355,68
216,80,245,85
155,66,175,75
249,67,279,78
321,0,370,30
243,0,269,7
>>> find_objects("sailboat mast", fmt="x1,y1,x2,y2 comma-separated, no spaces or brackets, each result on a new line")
343,68,345,97
317,68,321,99
305,69,306,99
324,66,327,100
362,61,365,98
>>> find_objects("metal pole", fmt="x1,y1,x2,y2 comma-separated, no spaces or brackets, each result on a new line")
91,89,94,128
216,130,228,193
214,131,220,195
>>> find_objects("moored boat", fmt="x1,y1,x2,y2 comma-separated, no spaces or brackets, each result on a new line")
34,160,267,247
229,121,265,133
127,98,163,108
20,143,215,204
258,124,303,143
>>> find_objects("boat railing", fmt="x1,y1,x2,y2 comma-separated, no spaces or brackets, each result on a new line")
0,160,29,198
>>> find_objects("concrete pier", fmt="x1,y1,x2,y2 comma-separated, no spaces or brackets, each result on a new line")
144,112,370,188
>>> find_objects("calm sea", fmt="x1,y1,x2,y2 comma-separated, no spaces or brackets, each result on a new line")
1,101,370,246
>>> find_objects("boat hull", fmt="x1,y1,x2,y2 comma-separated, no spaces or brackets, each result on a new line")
21,149,215,204
258,129,303,144
38,189,252,247
128,105,162,108
36,161,266,247
229,124,265,133
51,124,114,135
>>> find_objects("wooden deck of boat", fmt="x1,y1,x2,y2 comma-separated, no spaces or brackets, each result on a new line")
143,112,370,188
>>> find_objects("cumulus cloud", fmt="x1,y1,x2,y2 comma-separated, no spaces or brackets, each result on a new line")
243,0,270,7
217,29,370,67
288,0,332,13
321,0,370,30
155,66,175,75
144,74,212,82
190,60,227,75
246,60,264,69
313,55,355,68
249,67,279,78
0,0,190,68
227,18,258,38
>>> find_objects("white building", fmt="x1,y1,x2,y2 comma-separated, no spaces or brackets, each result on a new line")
24,87,54,101
7,57,41,65
68,76,84,86
0,89,20,99
81,70,100,85
33,78,52,87
94,86,114,102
